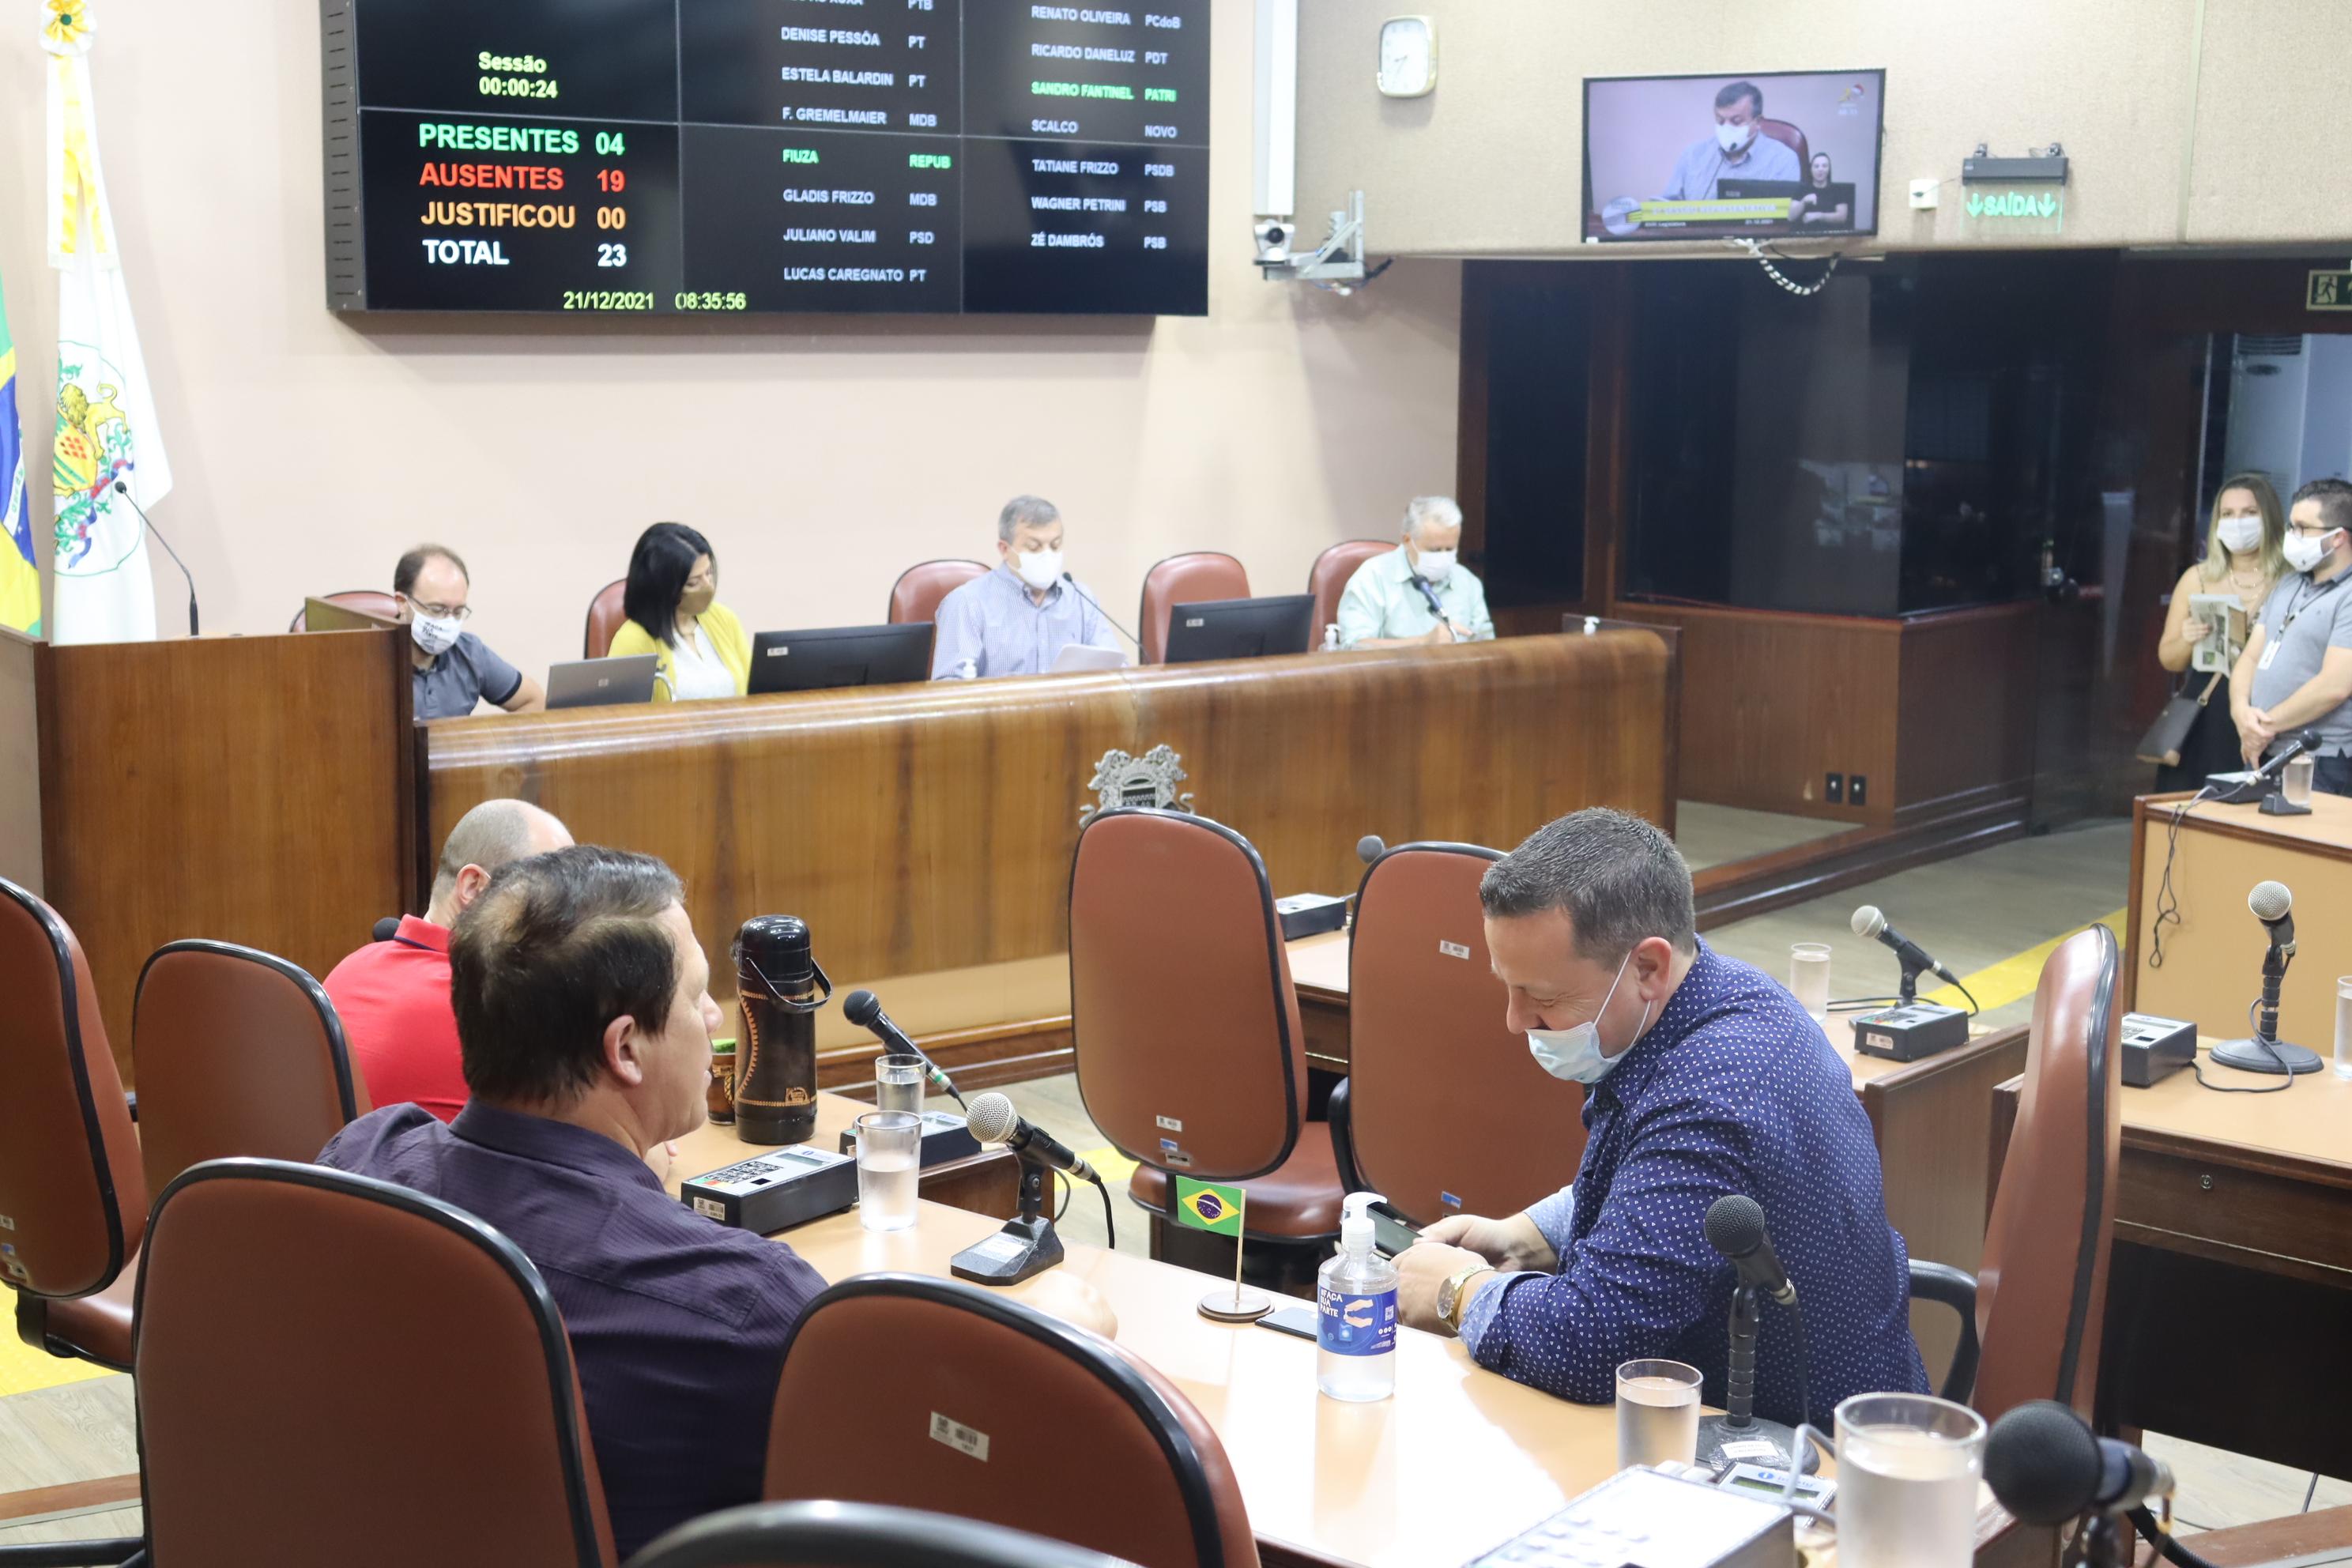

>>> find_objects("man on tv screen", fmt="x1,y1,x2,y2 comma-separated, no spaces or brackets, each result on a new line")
1662,80,1800,200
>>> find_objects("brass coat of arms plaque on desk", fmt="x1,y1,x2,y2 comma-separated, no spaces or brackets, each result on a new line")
1080,745,1194,823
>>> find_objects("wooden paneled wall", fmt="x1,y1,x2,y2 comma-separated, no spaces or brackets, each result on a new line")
1612,600,2039,825
36,628,416,1079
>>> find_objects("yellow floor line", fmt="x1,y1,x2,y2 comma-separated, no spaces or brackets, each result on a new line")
1077,1145,1138,1188
1920,907,2128,1016
0,1330,117,1399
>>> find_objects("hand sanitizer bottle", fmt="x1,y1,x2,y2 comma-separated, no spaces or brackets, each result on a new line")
1321,622,1342,652
1317,1192,1398,1401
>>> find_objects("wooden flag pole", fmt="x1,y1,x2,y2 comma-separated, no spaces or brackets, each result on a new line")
1197,1189,1272,1323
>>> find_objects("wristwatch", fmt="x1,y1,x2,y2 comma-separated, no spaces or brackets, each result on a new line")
1437,1263,1496,1336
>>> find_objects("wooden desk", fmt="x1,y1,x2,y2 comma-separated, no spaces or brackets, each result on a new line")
2186,1503,2352,1566
427,633,1675,1094
677,1093,1022,1219
2127,791,2352,1056
1990,1042,2352,1476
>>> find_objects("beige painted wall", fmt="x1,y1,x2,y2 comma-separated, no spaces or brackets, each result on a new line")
0,0,1459,684
1297,0,2351,258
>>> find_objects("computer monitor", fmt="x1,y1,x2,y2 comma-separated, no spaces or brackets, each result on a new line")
748,623,935,695
545,654,659,710
1162,595,1316,665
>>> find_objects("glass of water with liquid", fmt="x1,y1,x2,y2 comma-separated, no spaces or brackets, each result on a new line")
2335,977,2352,1080
855,1110,922,1232
1834,1392,1986,1568
1615,1359,1702,1468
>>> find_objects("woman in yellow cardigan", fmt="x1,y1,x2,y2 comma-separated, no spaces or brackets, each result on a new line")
607,522,751,700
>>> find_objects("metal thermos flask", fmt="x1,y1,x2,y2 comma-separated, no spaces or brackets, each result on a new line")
731,915,831,1144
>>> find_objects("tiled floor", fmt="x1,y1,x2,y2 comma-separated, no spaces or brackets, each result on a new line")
2,817,2339,1551
1672,801,1856,872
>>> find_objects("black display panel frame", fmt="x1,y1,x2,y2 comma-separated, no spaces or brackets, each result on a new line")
322,0,1211,316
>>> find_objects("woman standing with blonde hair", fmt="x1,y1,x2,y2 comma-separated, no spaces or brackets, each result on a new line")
2152,474,2286,790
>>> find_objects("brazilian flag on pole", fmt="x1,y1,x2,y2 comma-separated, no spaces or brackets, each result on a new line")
1174,1176,1246,1238
0,270,37,636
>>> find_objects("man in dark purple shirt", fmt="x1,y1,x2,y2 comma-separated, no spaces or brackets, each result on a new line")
320,845,824,1559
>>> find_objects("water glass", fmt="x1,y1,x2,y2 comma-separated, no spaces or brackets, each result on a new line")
1834,1393,1985,1568
1790,943,1832,1024
1615,1358,1702,1469
874,1053,927,1117
2335,977,2352,1080
855,1110,922,1232
2285,753,2317,808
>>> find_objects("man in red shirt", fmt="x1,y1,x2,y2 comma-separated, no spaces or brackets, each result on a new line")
325,798,572,1121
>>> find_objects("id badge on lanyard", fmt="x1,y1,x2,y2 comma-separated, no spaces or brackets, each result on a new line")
2260,639,2282,671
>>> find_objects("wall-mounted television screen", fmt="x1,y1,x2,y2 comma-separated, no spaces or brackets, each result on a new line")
1582,70,1884,243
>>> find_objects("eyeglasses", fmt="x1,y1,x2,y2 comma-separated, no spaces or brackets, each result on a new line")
2290,522,2339,537
409,600,472,620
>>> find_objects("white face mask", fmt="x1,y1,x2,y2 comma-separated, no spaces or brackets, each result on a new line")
409,611,463,658
1414,548,1457,585
2284,530,2339,575
2215,514,2265,555
1716,119,1755,153
1012,548,1064,591
1525,949,1653,1086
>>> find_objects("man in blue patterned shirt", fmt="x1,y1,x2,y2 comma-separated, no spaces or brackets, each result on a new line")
1394,808,1928,1427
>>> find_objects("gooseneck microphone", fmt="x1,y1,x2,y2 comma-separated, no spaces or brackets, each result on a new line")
966,1092,1098,1184
842,989,966,1109
1059,572,1140,650
1356,834,1386,865
1703,1194,1796,1307
111,480,198,636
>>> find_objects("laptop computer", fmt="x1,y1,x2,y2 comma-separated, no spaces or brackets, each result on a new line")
545,654,660,710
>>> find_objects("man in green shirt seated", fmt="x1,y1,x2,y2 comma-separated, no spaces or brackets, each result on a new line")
1335,496,1497,649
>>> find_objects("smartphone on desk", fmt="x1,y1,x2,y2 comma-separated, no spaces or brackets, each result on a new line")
1257,1304,1320,1340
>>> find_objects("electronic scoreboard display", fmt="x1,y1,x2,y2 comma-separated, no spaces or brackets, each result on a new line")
321,0,1211,315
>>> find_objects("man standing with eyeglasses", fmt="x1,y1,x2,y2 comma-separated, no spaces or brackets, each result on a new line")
392,543,545,719
2233,478,2352,790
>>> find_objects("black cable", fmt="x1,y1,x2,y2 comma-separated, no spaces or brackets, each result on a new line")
2131,1505,2222,1568
2303,1472,2322,1513
1951,978,1982,1017
1786,1298,1811,1432
2149,788,2217,968
1093,1174,1116,1253
1053,1170,1071,1222
2192,997,2299,1094
1827,995,1904,1013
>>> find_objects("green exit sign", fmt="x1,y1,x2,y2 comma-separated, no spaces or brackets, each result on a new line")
2309,270,2352,311
1965,189,2060,220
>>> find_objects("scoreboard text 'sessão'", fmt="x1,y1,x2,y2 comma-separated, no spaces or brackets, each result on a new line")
322,0,1210,315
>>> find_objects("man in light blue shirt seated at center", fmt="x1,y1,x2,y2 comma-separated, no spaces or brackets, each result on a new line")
932,494,1125,680
1335,496,1495,649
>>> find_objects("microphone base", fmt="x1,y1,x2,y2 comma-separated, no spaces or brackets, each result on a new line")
949,1214,1065,1287
1694,1414,1818,1477
2210,1036,2324,1076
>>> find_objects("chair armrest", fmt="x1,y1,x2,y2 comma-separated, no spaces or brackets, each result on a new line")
1908,1258,1981,1404
1326,1077,1369,1196
0,1537,145,1566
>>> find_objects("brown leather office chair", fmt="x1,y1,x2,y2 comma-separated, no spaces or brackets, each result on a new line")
1069,808,1343,1269
1907,923,2120,1421
1137,552,1249,665
1304,540,1390,643
584,577,630,659
763,1274,1257,1568
0,876,145,1373
888,559,990,624
1756,119,1811,173
134,1158,616,1568
631,1500,1136,1568
287,588,400,632
132,940,367,1195
1328,843,1586,1224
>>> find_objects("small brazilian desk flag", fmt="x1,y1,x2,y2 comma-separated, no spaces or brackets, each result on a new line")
1174,1177,1246,1238
0,270,36,637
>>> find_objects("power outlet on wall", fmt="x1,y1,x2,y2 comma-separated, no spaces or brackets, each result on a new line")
1849,775,1868,808
1825,773,1845,804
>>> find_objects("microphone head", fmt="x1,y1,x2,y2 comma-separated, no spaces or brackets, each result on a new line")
2249,880,2294,922
1984,1401,2103,1526
965,1091,1019,1146
1850,905,1887,940
842,989,882,1028
1356,835,1386,865
371,916,401,942
1702,1193,1768,1261
111,479,128,496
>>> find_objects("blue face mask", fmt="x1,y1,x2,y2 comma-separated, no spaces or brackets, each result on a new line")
1525,949,1653,1085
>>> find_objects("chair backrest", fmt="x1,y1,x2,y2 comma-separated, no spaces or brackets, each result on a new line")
888,559,990,624
632,1500,1138,1568
1974,923,2122,1423
0,877,145,1302
1757,118,1811,172
584,578,630,659
133,940,366,1194
1069,808,1304,1182
1305,540,1392,641
288,589,400,633
1138,553,1250,665
1347,844,1587,1224
135,1159,616,1568
763,1275,1257,1568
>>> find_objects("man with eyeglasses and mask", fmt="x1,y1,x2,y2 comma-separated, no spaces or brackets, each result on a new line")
930,494,1124,680
1391,808,1926,1427
2233,477,2352,793
393,543,545,720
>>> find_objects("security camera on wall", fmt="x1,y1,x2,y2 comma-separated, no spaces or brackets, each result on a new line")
1251,0,1368,286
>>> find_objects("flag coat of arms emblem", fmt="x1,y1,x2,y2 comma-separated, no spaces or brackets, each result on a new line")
46,1,172,645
